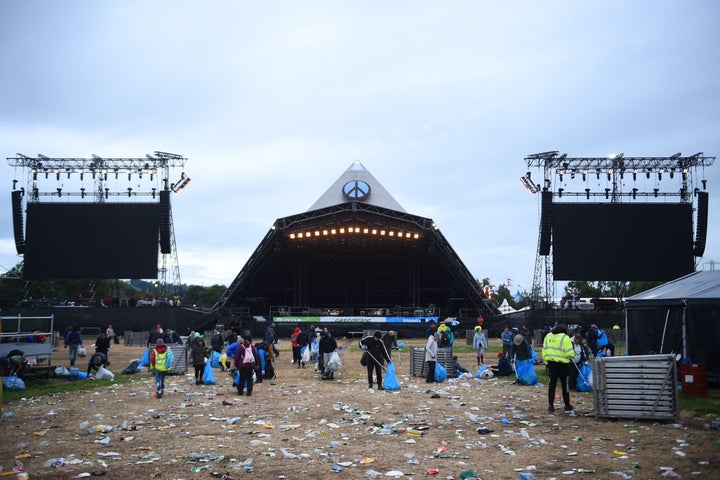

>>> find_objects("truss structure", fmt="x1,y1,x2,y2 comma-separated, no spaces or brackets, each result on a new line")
7,151,186,201
524,151,714,202
522,151,715,308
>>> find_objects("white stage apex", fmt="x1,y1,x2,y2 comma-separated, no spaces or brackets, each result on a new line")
307,160,406,213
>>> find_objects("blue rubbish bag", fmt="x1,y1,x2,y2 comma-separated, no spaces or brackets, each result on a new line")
203,360,216,385
2,375,26,391
138,348,150,367
384,362,401,390
210,350,221,369
515,358,539,385
531,348,538,364
475,365,489,378
577,363,593,392
434,362,448,382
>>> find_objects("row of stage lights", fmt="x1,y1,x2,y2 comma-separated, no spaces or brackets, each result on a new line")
30,166,158,181
557,186,702,199
557,166,689,182
289,226,421,240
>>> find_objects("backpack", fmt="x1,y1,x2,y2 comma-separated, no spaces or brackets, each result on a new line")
439,330,450,348
242,346,255,364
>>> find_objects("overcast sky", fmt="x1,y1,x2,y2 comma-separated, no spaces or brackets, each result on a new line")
2,1,719,296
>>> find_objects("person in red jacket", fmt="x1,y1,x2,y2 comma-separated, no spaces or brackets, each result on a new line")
291,325,302,364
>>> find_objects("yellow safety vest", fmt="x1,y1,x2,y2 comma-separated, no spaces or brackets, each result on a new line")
154,349,170,372
542,332,573,363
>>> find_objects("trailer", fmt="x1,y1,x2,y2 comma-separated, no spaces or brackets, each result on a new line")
0,315,55,367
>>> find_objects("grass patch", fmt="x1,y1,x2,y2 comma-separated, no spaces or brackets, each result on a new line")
2,374,145,405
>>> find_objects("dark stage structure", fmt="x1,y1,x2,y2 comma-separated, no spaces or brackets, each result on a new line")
7,152,188,300
519,151,714,332
213,161,498,336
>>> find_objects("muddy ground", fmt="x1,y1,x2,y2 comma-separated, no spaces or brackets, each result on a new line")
1,337,719,480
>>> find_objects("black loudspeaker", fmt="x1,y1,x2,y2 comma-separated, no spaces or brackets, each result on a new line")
539,190,552,255
693,191,708,257
159,190,172,254
12,190,25,254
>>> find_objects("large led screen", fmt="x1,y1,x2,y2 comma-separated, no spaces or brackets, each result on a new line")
551,202,694,281
23,202,160,279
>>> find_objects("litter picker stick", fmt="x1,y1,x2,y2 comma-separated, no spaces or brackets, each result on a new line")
573,361,590,388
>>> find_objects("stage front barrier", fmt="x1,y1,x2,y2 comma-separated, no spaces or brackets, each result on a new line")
593,354,678,420
409,346,453,377
124,331,148,346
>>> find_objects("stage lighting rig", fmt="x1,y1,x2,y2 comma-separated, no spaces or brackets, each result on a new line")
7,151,188,201
520,172,540,194
524,151,715,203
170,172,191,193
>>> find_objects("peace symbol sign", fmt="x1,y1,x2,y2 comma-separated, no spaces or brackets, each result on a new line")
342,180,371,200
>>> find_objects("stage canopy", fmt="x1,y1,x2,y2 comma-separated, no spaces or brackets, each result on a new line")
213,161,497,321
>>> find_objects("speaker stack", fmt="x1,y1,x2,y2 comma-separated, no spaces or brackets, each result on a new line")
12,190,25,254
693,191,708,257
539,190,552,255
159,190,172,254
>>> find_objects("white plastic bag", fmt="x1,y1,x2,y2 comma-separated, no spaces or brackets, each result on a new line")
55,365,71,377
77,345,87,357
301,346,310,363
95,366,115,380
327,351,342,372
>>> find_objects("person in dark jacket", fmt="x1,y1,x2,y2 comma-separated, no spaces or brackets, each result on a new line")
382,331,398,360
163,329,183,345
509,334,532,362
319,331,338,379
94,332,111,365
147,326,162,348
264,323,279,357
233,339,260,396
295,327,309,369
359,331,392,390
191,338,210,385
64,324,84,367
211,329,224,354
86,351,107,377
491,352,514,377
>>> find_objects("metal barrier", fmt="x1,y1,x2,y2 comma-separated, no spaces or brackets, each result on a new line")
168,344,188,374
409,346,453,377
124,331,149,346
593,354,678,420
